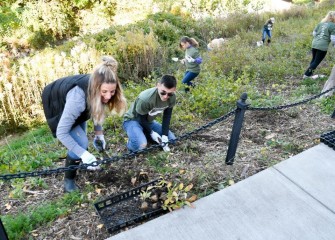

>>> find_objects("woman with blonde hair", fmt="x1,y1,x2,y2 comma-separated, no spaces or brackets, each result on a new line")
303,11,335,78
179,36,202,91
42,56,127,192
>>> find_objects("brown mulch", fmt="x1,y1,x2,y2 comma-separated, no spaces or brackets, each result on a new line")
0,102,333,240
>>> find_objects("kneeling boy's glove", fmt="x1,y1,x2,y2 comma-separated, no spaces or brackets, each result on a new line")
161,135,170,152
150,131,162,144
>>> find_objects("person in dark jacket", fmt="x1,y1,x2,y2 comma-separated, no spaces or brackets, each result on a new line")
42,56,127,192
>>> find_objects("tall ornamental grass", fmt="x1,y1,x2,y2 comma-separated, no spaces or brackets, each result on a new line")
0,42,101,134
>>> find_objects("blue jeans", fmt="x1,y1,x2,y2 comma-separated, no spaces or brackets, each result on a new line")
262,29,272,42
182,71,199,86
67,122,88,159
123,120,176,152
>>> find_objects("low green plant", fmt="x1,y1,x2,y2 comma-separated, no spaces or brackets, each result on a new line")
8,179,26,200
140,189,152,201
137,177,197,212
0,125,64,174
158,179,196,211
145,152,175,174
2,190,85,240
319,95,335,115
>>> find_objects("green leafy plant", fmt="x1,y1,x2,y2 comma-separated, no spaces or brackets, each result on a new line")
136,178,197,212
159,180,197,211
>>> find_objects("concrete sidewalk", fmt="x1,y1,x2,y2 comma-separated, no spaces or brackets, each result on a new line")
107,143,335,240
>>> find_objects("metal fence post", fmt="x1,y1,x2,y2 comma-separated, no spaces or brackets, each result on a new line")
0,218,9,240
226,93,249,165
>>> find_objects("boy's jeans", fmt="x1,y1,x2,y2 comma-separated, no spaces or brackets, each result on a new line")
123,120,176,152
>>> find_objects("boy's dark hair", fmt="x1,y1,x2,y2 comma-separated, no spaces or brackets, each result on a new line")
160,75,177,89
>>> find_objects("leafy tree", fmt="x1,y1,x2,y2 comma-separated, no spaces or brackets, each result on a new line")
0,5,20,37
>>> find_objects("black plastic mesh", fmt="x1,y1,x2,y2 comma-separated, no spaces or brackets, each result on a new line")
320,130,335,150
94,179,166,233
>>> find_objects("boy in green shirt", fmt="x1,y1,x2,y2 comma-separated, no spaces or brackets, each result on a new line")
123,75,177,152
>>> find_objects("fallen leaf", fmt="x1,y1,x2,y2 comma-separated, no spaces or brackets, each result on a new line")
187,195,197,202
131,177,137,186
265,133,276,139
97,224,104,229
184,183,193,192
95,188,102,194
228,179,235,185
5,203,11,210
70,235,82,240
87,192,92,200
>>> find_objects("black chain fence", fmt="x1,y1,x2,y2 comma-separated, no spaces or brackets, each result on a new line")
0,109,237,181
248,85,335,111
1,85,335,181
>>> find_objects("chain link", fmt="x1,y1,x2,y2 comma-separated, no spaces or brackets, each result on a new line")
175,109,237,141
2,84,334,181
248,86,335,111
0,109,236,181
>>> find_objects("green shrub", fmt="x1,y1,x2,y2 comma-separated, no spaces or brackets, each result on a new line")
0,5,20,37
19,1,80,40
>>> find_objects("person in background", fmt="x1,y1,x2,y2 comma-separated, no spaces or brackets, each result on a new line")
179,36,202,92
123,75,177,153
207,38,225,51
42,56,127,193
262,17,275,46
303,11,335,79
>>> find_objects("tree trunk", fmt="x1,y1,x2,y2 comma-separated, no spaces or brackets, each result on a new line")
322,65,335,97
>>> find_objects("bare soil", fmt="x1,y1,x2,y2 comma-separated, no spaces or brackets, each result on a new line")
1,101,333,240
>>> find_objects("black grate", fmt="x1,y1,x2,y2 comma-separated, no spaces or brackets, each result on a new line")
94,178,167,233
320,130,335,150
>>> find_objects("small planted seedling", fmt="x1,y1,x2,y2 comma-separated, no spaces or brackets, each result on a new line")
139,188,152,211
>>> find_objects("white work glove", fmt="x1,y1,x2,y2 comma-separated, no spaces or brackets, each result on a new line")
161,135,170,152
80,151,100,171
185,55,195,63
150,131,162,144
180,59,186,64
93,134,106,152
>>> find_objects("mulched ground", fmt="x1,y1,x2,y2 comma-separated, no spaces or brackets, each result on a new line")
0,101,334,240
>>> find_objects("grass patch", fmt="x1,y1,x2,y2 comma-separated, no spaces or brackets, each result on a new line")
0,125,64,174
1,191,86,240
